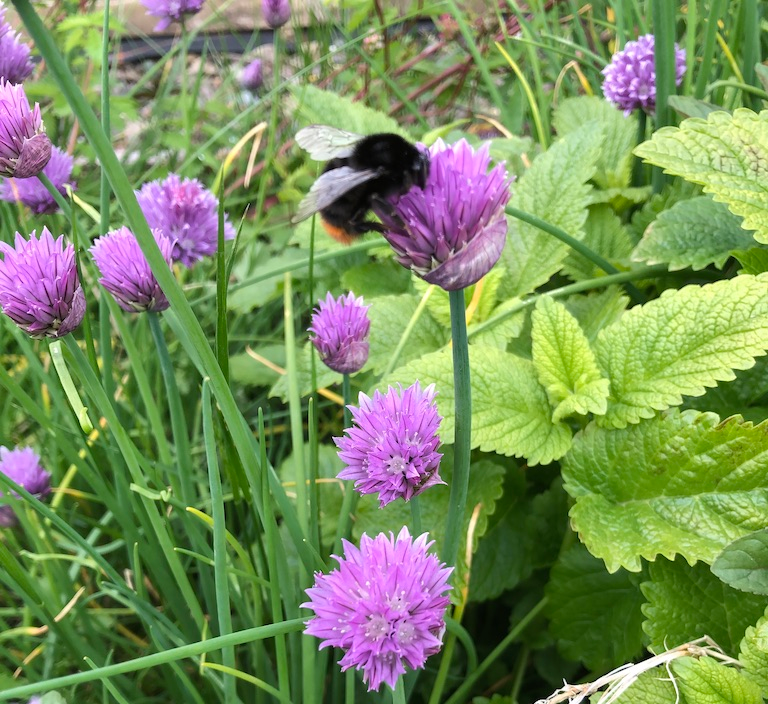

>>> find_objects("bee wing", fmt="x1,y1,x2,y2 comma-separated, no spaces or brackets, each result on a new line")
292,166,381,223
295,125,364,161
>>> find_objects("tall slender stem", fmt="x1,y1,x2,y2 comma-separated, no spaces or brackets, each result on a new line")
443,289,471,568
333,373,359,554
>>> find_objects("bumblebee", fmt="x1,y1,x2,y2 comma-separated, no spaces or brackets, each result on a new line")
292,125,429,243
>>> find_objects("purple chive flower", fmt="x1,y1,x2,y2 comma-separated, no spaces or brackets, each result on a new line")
262,0,290,28
602,34,686,115
0,6,34,85
0,228,85,338
91,227,173,313
140,0,205,31
136,173,235,267
308,292,370,374
240,58,263,91
0,145,75,214
375,139,512,291
335,381,444,507
302,527,453,692
0,446,51,527
0,79,51,178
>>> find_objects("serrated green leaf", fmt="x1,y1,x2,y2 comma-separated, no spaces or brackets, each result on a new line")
552,96,637,189
685,355,768,423
672,655,764,704
499,124,603,298
711,529,768,596
547,543,645,672
469,296,527,349
632,196,759,271
612,667,680,704
739,606,768,697
667,95,725,119
595,275,768,427
291,84,408,137
383,346,572,465
532,296,610,421
589,185,653,212
341,259,411,298
733,247,768,275
563,205,634,281
629,179,701,243
353,451,506,585
366,294,449,376
563,410,768,572
564,287,630,342
642,558,768,656
634,108,768,244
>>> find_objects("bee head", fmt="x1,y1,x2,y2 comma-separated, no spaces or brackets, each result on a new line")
411,149,430,190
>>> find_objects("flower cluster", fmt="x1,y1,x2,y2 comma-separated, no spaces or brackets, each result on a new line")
0,145,74,213
375,139,512,291
241,58,263,91
0,2,34,84
309,291,370,374
335,381,443,507
302,527,453,692
91,227,173,313
0,228,85,338
140,0,205,31
136,173,235,267
262,0,290,29
0,446,51,527
602,34,686,115
0,79,51,178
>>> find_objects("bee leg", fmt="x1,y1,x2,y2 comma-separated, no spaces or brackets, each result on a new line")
369,195,406,229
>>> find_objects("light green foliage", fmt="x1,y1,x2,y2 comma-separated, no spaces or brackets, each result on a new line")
685,356,768,423
711,529,768,595
739,606,768,697
269,344,338,401
563,286,630,342
416,271,525,349
563,410,768,573
532,296,610,421
353,452,506,582
672,656,764,704
291,84,408,136
629,179,701,243
229,346,282,387
734,248,768,275
340,258,411,298
667,95,725,119
552,96,637,189
546,544,645,672
365,294,449,375
614,667,680,704
499,124,603,297
594,275,768,427
40,694,68,704
642,558,767,655
470,478,567,602
635,109,768,244
563,205,634,281
633,195,759,270
384,345,572,465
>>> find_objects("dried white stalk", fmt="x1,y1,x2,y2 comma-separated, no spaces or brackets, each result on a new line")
534,636,740,704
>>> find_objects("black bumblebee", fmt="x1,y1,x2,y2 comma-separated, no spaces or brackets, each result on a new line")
292,125,430,244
